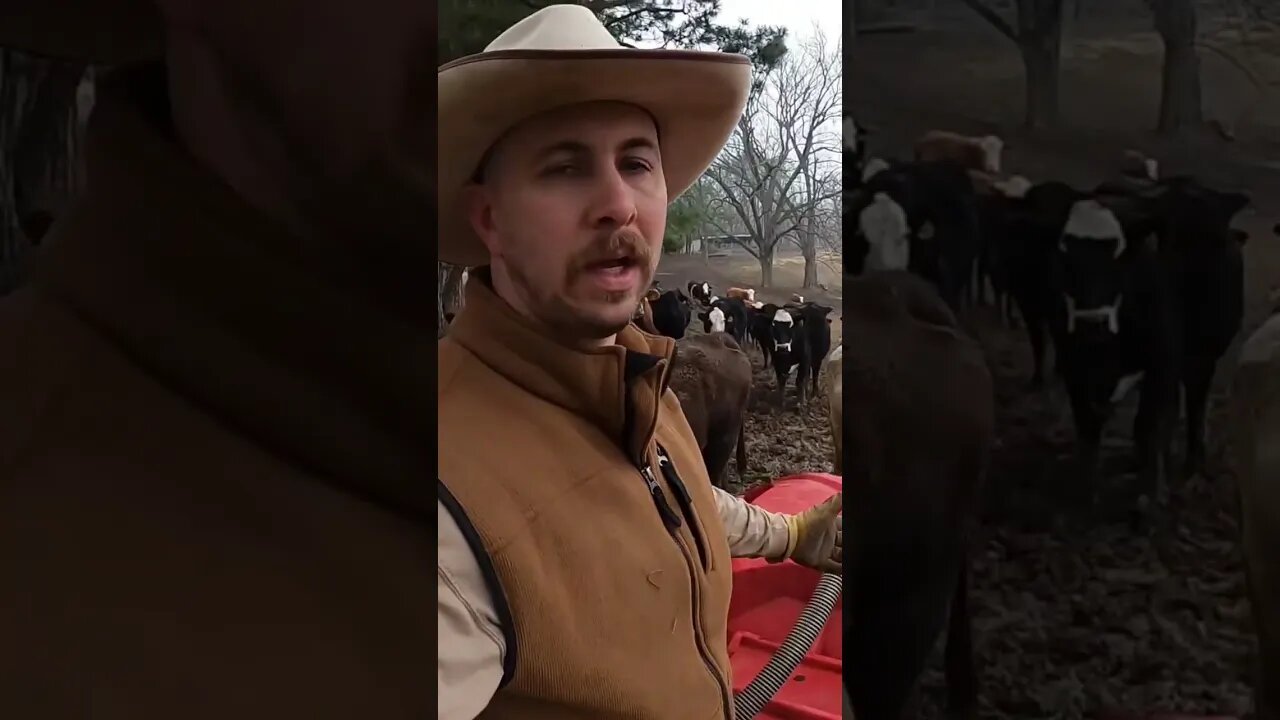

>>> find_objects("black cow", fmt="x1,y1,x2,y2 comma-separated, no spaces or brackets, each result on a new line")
748,304,776,367
797,303,834,398
706,297,749,347
649,289,692,339
848,159,983,313
1042,179,1250,503
769,308,811,409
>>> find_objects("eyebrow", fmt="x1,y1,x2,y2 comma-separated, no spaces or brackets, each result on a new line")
535,136,659,161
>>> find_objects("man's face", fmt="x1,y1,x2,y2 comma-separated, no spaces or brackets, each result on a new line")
156,0,436,274
466,102,668,342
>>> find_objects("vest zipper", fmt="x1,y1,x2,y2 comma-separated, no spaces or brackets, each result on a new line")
636,453,733,719
656,444,710,572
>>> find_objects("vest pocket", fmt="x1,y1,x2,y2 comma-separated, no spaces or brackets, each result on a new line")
656,444,711,573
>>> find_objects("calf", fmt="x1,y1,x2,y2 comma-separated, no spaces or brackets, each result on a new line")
687,281,713,303
1229,311,1280,720
914,129,1004,174
747,305,775,367
669,332,752,488
799,303,835,399
649,289,692,339
769,308,811,409
725,287,755,303
850,160,984,312
1048,180,1250,505
707,297,749,347
842,270,993,720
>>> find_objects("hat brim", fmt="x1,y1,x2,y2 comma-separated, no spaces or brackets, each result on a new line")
438,49,752,267
0,0,163,65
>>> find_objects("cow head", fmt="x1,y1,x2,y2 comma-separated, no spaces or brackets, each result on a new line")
700,306,727,334
859,192,911,272
1056,199,1128,336
770,308,798,351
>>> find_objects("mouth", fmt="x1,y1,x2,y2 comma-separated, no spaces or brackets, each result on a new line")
582,254,641,292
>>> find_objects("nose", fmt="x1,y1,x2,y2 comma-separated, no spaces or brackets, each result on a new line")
588,165,638,229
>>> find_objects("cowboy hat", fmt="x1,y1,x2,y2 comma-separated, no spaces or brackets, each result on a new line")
0,0,163,65
438,3,752,267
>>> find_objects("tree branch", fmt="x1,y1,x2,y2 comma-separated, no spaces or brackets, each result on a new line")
956,0,1019,42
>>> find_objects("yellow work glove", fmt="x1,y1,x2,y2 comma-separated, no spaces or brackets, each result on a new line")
782,492,842,574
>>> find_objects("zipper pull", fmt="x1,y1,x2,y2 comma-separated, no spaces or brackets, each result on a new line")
641,462,682,531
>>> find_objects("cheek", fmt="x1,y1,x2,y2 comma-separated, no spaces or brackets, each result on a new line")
638,196,668,248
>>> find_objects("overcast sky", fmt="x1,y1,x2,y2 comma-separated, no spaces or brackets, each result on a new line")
715,0,842,44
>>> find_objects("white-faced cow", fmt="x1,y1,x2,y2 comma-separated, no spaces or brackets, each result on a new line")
669,332,752,489
1229,310,1280,720
769,307,811,409
687,281,713,303
1028,178,1251,506
841,270,993,720
849,160,984,313
701,297,749,347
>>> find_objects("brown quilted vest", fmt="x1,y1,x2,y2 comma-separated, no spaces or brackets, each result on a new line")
438,271,735,720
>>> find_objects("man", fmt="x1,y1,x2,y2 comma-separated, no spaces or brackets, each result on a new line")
0,1,436,718
438,6,843,719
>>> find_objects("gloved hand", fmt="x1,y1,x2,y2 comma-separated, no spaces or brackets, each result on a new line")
783,492,842,574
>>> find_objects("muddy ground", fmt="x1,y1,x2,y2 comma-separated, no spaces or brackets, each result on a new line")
853,4,1279,718
659,246,841,492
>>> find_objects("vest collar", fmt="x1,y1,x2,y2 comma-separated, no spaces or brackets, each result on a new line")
29,65,437,524
447,268,674,464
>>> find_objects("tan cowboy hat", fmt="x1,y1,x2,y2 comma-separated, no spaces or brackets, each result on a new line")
0,0,163,65
438,3,752,267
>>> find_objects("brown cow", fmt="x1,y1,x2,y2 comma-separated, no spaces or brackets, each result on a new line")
841,270,994,720
824,345,843,474
914,129,1003,174
1230,311,1280,720
725,287,755,303
669,332,751,489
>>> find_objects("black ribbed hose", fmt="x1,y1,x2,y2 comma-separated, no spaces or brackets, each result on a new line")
732,571,843,719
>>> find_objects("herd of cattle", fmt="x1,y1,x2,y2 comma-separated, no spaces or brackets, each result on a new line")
842,117,1280,720
633,280,842,487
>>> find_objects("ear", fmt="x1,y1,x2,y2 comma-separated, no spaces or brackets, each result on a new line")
462,184,500,255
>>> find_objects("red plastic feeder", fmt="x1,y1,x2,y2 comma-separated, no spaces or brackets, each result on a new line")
728,473,843,720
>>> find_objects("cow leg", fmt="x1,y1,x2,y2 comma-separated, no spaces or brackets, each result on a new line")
774,366,787,410
1015,292,1048,389
1182,353,1217,479
943,559,977,720
1133,377,1178,507
1065,377,1103,505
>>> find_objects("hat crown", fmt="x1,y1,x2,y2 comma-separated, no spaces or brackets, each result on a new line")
485,4,622,52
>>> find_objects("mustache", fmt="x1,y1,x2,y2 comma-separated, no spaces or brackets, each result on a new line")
570,228,653,272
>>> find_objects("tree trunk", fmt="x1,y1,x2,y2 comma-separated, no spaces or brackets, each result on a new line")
801,242,818,289
758,246,775,288
1020,35,1061,128
1153,0,1202,133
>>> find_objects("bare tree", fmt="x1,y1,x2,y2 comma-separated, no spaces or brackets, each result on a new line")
958,0,1067,128
1147,0,1204,133
703,29,842,288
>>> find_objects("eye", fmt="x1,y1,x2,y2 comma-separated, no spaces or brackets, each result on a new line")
621,157,654,174
542,162,579,177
